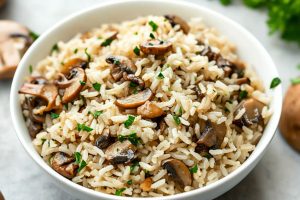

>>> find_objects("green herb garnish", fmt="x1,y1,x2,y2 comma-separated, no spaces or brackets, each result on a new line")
129,81,138,88
77,123,93,132
291,77,300,85
173,115,181,125
189,164,198,173
149,21,158,31
84,48,91,62
270,77,281,89
127,180,133,185
178,107,183,116
92,82,101,91
157,72,164,79
124,115,135,128
74,152,87,173
51,43,59,53
118,133,141,146
50,112,59,119
130,161,140,173
29,31,39,41
93,111,103,118
133,46,140,56
74,48,78,54
41,138,46,144
219,0,232,6
115,188,126,196
149,33,155,39
79,80,86,86
29,65,33,74
101,38,113,47
238,90,248,100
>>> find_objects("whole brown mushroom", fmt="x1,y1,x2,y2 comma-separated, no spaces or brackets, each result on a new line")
279,84,300,152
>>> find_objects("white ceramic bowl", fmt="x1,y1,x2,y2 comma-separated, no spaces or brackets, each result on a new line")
10,0,282,199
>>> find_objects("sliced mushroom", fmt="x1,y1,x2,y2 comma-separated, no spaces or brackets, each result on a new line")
60,58,88,74
163,159,192,188
94,129,114,150
140,177,153,192
106,55,137,75
19,83,58,113
55,67,87,103
137,101,164,118
28,120,43,138
140,40,172,56
195,144,212,158
105,140,137,165
24,97,45,123
164,15,190,34
0,20,33,79
197,120,227,149
235,77,250,85
116,88,153,108
233,98,265,127
51,152,78,179
123,73,145,88
0,0,6,7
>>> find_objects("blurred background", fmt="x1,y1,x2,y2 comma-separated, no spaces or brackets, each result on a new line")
0,0,299,200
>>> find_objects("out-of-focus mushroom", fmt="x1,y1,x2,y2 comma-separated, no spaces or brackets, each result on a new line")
106,55,137,75
197,120,227,149
279,84,300,152
137,101,164,119
123,73,145,88
233,98,265,127
163,159,192,188
140,177,153,192
55,67,87,103
0,20,34,79
19,82,58,113
140,40,172,56
94,129,114,150
0,0,6,7
164,15,190,34
105,140,137,165
51,152,78,179
116,88,153,109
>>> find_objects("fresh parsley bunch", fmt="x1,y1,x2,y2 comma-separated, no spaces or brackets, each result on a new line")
220,0,300,45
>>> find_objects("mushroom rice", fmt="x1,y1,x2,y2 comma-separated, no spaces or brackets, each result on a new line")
19,15,273,197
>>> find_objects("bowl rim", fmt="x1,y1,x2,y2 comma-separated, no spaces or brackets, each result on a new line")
10,0,282,199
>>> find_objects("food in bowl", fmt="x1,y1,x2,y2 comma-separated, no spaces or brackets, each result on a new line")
18,15,272,197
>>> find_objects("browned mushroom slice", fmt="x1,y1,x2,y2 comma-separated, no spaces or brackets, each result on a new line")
106,55,137,75
233,98,265,127
28,120,43,138
137,101,164,119
197,120,226,149
163,159,192,188
24,97,45,123
101,31,118,47
56,67,87,103
105,140,136,165
0,20,33,79
51,152,78,179
19,83,58,113
60,58,88,74
116,88,153,109
94,129,114,150
235,77,250,85
140,177,153,192
123,73,145,88
164,15,190,34
140,40,172,56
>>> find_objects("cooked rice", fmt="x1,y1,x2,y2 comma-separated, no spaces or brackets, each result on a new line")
21,15,272,197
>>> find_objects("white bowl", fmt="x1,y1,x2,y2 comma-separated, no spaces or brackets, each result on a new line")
10,0,282,199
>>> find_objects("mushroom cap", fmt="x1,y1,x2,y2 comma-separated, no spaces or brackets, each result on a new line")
163,159,192,188
51,152,78,179
279,84,300,152
105,140,137,165
137,101,164,119
94,129,114,150
106,55,137,75
164,15,190,34
140,40,172,56
116,88,153,108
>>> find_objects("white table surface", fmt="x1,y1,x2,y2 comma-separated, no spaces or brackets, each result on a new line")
0,0,300,200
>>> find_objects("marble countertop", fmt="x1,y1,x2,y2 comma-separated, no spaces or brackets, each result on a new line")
0,0,299,199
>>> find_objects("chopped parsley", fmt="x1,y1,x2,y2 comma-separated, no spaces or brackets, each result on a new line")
157,72,164,79
178,107,183,116
130,161,140,173
64,104,68,110
77,123,93,132
189,164,198,173
84,48,91,62
219,0,231,6
92,110,103,118
173,115,181,125
74,48,78,54
50,112,59,119
270,77,281,89
115,188,126,196
238,90,248,101
291,77,300,85
148,21,158,31
79,80,86,86
127,180,133,185
92,82,101,91
124,115,135,128
74,152,87,173
149,33,155,39
29,31,39,41
129,81,138,88
41,138,46,144
133,46,140,56
101,38,113,47
113,59,120,65
51,43,59,53
118,133,141,146
29,65,33,74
